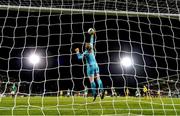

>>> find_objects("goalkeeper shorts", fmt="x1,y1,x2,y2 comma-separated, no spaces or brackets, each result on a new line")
87,64,99,77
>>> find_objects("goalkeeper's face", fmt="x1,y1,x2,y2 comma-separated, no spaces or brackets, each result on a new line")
85,43,92,51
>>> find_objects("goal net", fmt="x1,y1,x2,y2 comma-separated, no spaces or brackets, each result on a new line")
0,0,180,115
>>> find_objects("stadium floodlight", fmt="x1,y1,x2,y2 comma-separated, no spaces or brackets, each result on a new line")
120,56,134,68
120,56,134,88
28,53,40,65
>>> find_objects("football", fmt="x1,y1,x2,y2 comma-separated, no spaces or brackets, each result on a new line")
88,28,95,35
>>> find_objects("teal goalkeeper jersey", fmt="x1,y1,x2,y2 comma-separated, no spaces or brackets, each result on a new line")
77,35,97,66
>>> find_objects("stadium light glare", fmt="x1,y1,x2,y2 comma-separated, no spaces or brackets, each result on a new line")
28,54,40,65
120,56,133,68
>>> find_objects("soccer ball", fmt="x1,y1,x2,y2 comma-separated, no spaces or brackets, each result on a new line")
88,28,95,35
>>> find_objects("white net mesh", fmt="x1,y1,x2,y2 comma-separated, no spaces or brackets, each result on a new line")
0,0,180,115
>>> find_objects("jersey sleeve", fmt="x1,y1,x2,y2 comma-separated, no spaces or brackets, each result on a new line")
76,51,87,60
77,52,83,60
90,34,94,48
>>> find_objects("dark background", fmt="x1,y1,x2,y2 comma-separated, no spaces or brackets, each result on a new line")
0,9,180,95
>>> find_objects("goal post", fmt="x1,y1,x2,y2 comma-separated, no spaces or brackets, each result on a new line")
0,4,180,19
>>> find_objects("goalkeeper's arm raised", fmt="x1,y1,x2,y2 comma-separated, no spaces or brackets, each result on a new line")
90,34,95,48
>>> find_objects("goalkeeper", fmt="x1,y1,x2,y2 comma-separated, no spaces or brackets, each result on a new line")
75,28,104,101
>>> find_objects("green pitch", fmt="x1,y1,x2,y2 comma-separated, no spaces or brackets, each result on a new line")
0,96,180,115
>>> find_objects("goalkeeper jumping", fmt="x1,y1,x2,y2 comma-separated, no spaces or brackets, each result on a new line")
75,28,104,101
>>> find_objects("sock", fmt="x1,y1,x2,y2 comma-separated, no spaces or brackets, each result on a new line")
91,82,96,96
97,79,103,92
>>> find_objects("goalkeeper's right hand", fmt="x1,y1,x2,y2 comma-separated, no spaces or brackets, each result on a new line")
75,48,79,53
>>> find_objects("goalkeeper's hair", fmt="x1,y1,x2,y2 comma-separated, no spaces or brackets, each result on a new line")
85,43,92,51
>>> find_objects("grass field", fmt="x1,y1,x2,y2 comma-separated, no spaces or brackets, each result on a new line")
0,96,180,115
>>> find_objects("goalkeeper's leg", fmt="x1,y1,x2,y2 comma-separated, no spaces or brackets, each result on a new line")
89,77,97,101
96,74,104,99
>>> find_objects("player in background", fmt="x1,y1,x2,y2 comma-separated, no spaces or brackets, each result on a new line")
168,90,171,98
143,85,148,97
60,90,63,96
111,87,117,97
11,83,17,97
125,87,130,97
67,88,70,97
84,86,88,97
135,88,141,97
75,28,104,101
157,89,161,97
